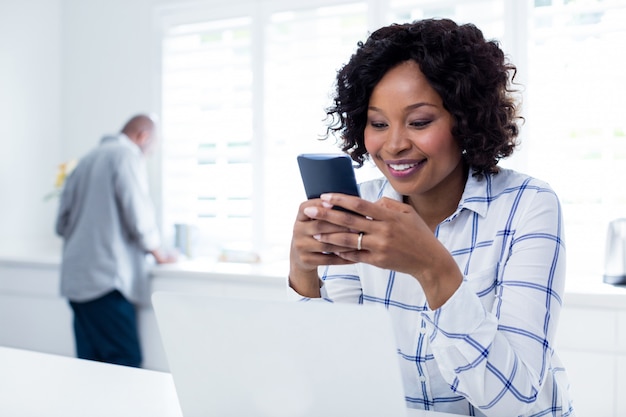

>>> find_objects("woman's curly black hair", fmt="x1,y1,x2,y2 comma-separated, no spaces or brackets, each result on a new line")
325,18,521,177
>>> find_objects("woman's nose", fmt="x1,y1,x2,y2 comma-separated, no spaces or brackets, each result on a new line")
384,126,412,155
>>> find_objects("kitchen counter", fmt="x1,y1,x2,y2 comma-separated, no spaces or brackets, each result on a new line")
2,245,625,309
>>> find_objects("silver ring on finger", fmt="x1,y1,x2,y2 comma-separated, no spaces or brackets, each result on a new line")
357,232,364,251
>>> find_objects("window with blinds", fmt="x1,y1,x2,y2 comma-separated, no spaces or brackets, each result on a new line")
161,17,255,258
388,0,504,33
161,3,368,259
159,0,626,284
526,0,626,281
262,3,369,250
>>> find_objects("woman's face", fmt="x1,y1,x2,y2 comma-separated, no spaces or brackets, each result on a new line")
364,60,464,202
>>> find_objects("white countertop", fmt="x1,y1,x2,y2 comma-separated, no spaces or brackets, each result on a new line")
0,244,63,267
2,246,625,310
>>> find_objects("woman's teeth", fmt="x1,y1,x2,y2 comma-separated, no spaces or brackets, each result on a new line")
389,163,417,171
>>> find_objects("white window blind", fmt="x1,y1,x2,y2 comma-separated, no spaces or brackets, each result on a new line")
161,3,368,260
526,0,626,282
388,0,505,34
161,17,254,258
159,0,626,285
262,3,369,250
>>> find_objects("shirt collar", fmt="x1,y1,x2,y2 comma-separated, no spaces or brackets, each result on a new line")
379,166,492,219
100,133,142,155
456,169,492,218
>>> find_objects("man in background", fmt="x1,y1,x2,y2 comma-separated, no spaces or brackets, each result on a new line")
55,114,176,368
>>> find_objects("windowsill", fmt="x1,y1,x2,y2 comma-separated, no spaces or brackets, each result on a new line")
150,258,288,286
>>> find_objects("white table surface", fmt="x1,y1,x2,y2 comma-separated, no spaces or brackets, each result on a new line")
0,346,183,417
0,346,461,417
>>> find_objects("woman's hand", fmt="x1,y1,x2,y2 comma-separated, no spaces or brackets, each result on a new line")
289,198,359,297
304,193,463,309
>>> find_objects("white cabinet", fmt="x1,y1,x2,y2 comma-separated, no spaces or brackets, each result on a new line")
554,287,626,417
0,261,74,357
0,257,287,371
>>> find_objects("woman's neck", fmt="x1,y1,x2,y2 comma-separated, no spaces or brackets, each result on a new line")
404,164,468,232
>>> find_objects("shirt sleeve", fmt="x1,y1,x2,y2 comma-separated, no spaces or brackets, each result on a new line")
287,264,363,304
113,151,161,252
421,186,566,416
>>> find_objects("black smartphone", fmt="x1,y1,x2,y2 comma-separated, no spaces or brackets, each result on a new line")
297,153,360,213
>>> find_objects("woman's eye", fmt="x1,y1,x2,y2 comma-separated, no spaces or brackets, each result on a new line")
369,121,388,129
410,120,432,128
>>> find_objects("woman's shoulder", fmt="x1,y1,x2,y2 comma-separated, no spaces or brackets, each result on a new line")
481,168,561,212
488,167,555,193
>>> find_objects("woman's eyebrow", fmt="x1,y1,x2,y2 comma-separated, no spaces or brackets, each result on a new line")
368,102,438,112
406,102,438,110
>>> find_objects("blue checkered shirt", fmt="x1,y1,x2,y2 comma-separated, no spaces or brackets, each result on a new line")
291,168,575,417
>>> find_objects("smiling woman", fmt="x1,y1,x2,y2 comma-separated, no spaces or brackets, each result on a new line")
288,18,575,417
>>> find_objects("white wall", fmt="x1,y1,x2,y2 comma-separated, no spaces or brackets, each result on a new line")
0,0,61,250
59,0,167,224
59,0,162,160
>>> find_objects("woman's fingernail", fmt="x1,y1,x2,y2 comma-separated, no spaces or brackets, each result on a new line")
321,201,333,209
303,207,318,217
313,234,321,241
320,193,331,201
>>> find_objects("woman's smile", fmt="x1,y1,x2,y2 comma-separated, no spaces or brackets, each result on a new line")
386,159,427,178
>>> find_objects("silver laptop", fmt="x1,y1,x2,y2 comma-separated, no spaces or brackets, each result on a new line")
152,291,409,417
